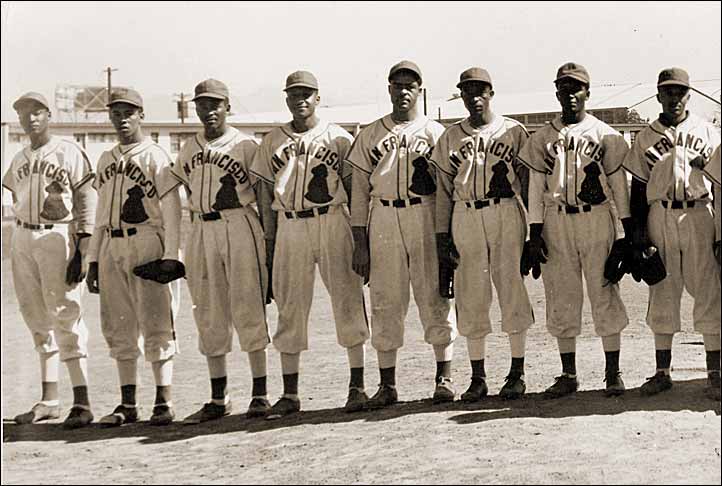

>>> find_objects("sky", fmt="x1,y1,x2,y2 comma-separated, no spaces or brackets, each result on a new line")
2,1,720,122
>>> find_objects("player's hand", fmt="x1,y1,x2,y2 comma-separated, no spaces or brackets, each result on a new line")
521,224,547,279
436,233,459,270
715,240,721,267
86,262,100,294
65,246,85,285
351,227,370,284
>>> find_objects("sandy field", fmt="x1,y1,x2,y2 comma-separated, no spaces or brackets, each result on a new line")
1,221,720,484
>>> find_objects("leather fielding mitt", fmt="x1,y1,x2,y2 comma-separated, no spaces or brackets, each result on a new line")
603,238,633,285
133,259,186,284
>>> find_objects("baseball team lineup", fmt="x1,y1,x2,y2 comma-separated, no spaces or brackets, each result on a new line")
3,59,721,429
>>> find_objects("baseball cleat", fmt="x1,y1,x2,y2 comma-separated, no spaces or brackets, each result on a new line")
246,397,272,418
432,377,456,404
460,378,488,402
604,370,626,397
99,404,140,427
499,374,526,400
265,396,301,420
639,371,673,396
366,384,398,409
149,404,175,426
14,402,61,425
344,387,369,413
544,374,579,399
62,406,94,429
183,401,232,425
704,371,721,401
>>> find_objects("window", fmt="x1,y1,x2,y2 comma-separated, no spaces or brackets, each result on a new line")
150,132,159,143
170,132,195,153
88,133,116,143
74,133,86,148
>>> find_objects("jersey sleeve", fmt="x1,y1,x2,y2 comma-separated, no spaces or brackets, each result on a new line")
239,138,260,185
66,142,95,190
622,133,650,183
428,129,455,179
249,134,276,185
345,129,373,175
335,127,355,180
517,132,550,174
153,145,180,199
601,128,629,176
2,156,17,193
704,145,721,186
169,139,193,188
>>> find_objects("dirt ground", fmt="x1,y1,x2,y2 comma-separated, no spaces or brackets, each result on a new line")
1,221,720,484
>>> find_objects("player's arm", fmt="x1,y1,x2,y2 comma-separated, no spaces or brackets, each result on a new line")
159,186,182,261
256,179,277,242
350,166,371,282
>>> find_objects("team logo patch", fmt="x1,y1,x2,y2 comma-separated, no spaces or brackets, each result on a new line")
212,173,242,211
409,157,436,196
305,165,333,204
121,185,150,224
486,161,515,199
578,163,606,205
39,181,69,221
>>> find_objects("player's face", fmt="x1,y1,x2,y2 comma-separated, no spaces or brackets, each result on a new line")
195,97,229,131
285,87,320,119
389,71,421,113
555,79,589,114
461,82,494,117
657,85,690,119
17,101,50,136
109,103,144,141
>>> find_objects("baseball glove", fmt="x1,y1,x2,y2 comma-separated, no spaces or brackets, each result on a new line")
436,232,459,299
603,238,633,285
635,246,666,286
133,259,186,284
520,224,547,280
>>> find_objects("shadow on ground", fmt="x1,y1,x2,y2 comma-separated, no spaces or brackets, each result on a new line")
3,378,719,445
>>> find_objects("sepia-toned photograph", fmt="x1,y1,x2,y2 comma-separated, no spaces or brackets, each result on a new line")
1,1,720,484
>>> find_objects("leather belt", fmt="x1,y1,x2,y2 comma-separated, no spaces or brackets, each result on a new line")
380,197,422,208
109,228,138,238
661,200,696,209
285,206,330,219
558,204,598,214
464,197,506,209
199,211,223,221
16,219,54,230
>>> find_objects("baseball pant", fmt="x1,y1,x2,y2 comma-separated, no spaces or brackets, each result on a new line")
11,224,88,361
272,205,370,354
646,201,721,334
97,225,178,362
541,203,629,338
452,198,534,339
186,206,270,356
368,197,457,352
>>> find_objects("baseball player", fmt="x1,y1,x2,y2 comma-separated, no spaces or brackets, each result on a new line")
250,71,370,418
164,79,271,423
84,88,182,426
622,68,721,401
348,61,457,408
3,92,97,428
431,67,533,401
517,62,633,398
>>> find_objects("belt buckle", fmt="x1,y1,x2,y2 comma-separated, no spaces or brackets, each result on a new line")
392,200,404,208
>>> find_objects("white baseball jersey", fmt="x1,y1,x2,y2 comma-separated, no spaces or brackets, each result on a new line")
2,135,94,229
250,121,353,211
347,114,456,352
623,113,720,335
623,112,721,202
430,115,533,340
704,145,721,187
518,113,631,223
168,126,258,214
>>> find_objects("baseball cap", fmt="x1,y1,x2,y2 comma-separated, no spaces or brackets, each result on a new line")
192,78,229,101
555,62,590,85
13,92,50,111
657,67,690,88
106,87,143,108
388,60,422,84
284,71,319,91
457,67,493,89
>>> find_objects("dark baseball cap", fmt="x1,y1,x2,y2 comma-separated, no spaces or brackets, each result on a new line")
657,67,690,88
457,67,493,89
284,71,319,91
13,92,50,111
388,60,422,84
555,62,590,85
106,87,143,108
192,78,229,101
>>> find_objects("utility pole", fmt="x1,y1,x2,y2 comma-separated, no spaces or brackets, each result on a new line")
104,66,118,108
174,93,192,124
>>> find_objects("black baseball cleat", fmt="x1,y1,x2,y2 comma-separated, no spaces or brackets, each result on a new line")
183,401,232,425
704,371,721,401
604,370,625,397
149,404,175,426
247,397,272,418
62,406,94,429
460,378,488,402
366,384,398,409
639,371,673,397
544,374,578,399
432,377,455,404
99,404,140,427
266,396,301,420
499,374,526,400
344,387,369,413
